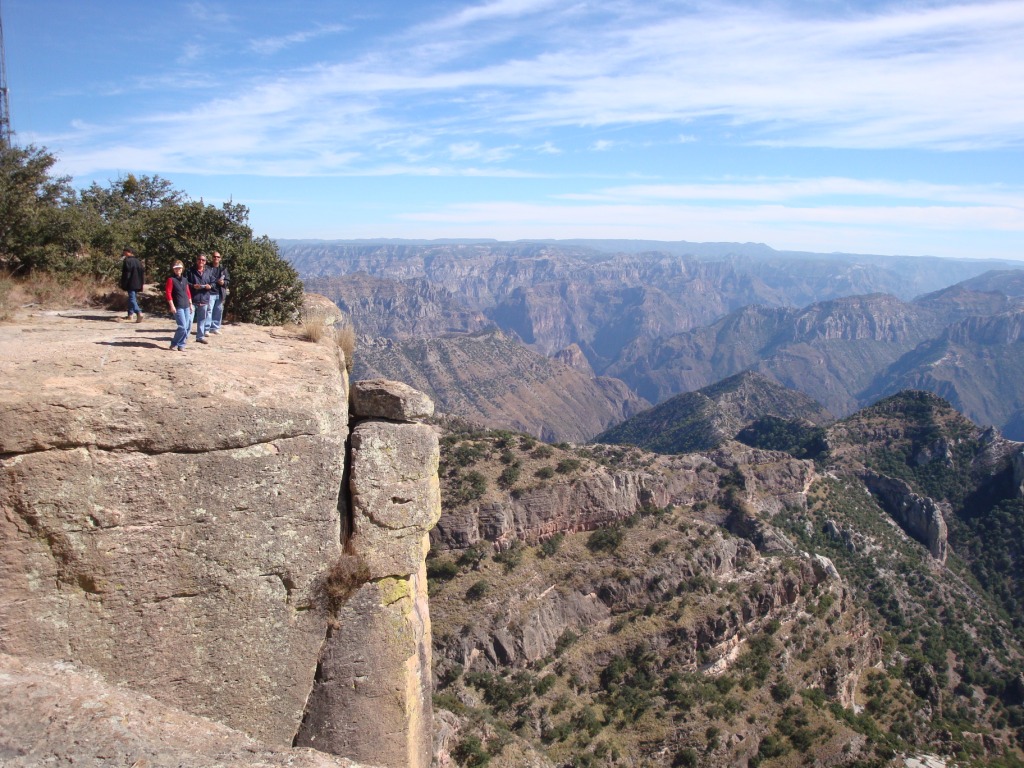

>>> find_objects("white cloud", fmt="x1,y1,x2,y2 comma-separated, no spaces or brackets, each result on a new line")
424,0,568,31
186,2,232,25
42,1,1024,179
583,177,1024,208
249,24,347,55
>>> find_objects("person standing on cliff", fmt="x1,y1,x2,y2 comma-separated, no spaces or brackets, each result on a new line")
186,253,214,345
206,250,229,334
119,247,145,323
165,261,193,351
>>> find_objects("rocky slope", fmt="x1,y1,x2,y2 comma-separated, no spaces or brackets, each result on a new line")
609,294,944,415
425,398,1024,767
595,371,833,455
864,309,1024,438
354,329,648,443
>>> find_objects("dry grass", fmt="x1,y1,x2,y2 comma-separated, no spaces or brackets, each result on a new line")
334,323,356,371
298,307,331,342
322,554,371,614
0,271,117,320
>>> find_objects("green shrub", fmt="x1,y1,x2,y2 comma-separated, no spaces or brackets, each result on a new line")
498,464,521,489
587,526,623,553
672,747,698,767
452,735,490,767
426,559,459,581
493,542,523,573
466,579,490,600
555,628,580,655
538,532,563,558
556,458,582,474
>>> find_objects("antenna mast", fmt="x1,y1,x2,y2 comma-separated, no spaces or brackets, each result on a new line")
0,0,11,147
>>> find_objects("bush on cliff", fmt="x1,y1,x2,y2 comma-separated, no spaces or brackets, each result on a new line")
0,143,303,324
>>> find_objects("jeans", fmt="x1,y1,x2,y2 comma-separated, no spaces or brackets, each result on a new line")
193,301,208,340
172,307,190,349
209,294,224,331
127,290,142,316
205,294,218,333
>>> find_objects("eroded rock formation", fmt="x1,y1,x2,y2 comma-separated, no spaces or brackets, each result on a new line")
296,379,441,768
860,472,949,562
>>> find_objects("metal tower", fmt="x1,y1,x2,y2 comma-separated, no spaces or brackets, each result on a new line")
0,0,11,147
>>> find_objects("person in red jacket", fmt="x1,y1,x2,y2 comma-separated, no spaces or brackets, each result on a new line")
165,261,194,351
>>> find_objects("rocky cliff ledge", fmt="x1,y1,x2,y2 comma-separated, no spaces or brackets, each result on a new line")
859,471,949,562
0,310,440,768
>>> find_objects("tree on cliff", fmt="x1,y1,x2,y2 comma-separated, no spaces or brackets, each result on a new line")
0,144,76,275
0,142,303,324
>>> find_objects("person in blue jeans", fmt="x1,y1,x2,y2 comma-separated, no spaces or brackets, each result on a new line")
186,253,215,344
165,261,193,351
206,250,229,334
119,247,145,323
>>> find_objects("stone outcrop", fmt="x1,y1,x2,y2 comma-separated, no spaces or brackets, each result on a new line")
0,309,441,768
860,472,949,562
0,311,348,745
295,380,441,768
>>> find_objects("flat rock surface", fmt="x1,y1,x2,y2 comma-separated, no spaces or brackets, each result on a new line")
0,309,347,454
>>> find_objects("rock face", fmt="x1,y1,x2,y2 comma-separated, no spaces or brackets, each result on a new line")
0,652,372,768
433,438,814,552
860,472,949,562
0,309,441,768
0,311,348,745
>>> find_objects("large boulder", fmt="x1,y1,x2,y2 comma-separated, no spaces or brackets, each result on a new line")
0,310,349,746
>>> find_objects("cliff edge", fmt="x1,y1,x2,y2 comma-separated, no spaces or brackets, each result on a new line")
0,309,439,768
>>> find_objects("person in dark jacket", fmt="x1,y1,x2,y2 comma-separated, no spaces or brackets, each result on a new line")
207,250,229,334
186,253,214,344
119,247,145,323
165,261,193,351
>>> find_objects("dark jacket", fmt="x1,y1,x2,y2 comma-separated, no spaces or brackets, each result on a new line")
209,264,230,300
120,256,145,292
187,265,214,305
165,274,192,310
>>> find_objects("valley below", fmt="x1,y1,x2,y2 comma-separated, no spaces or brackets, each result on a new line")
285,239,1024,767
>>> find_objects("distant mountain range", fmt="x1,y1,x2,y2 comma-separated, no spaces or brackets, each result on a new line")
283,239,1024,439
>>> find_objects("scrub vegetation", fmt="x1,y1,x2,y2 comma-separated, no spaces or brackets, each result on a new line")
0,142,303,324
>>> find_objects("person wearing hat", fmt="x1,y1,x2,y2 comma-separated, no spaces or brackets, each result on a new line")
165,261,194,351
119,247,145,323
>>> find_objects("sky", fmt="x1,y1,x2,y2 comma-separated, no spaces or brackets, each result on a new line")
5,0,1024,259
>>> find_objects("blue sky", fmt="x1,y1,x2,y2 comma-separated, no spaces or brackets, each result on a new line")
6,0,1024,259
